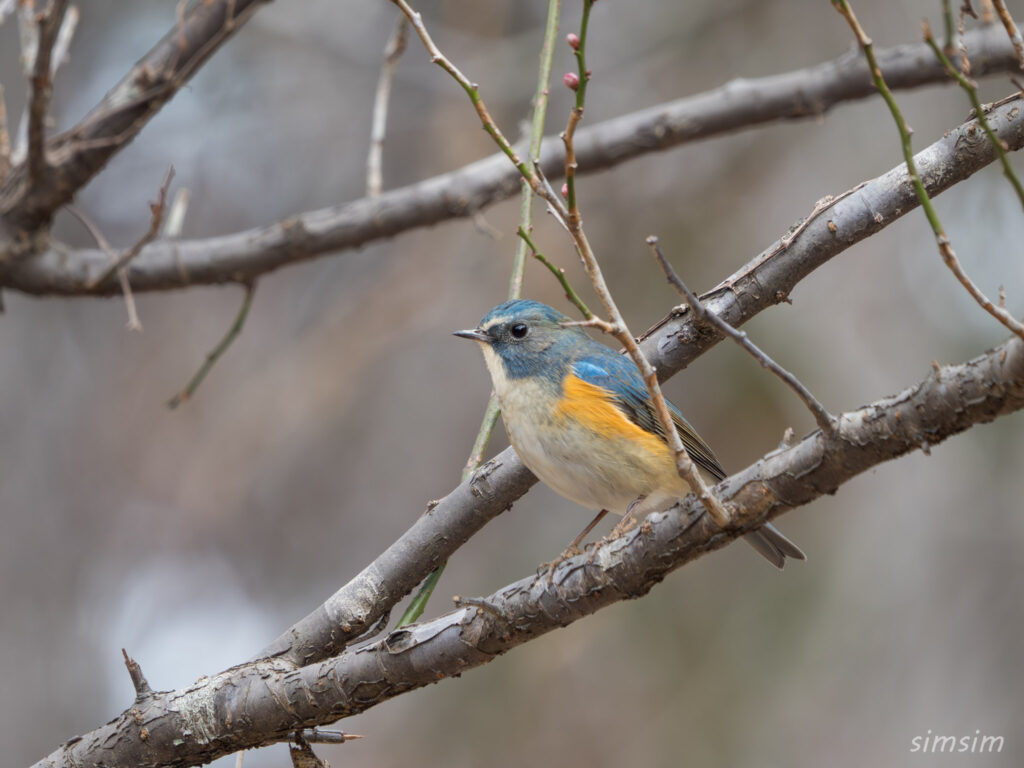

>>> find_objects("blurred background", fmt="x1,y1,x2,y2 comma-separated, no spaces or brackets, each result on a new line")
2,0,1023,765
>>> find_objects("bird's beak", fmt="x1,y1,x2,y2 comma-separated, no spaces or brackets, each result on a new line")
453,328,491,343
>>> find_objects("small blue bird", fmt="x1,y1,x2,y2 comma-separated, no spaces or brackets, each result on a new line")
455,299,805,568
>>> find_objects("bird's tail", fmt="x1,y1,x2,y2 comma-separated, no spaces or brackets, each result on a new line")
742,522,806,568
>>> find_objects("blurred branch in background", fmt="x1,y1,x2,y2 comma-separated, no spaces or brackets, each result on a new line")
0,0,267,236
990,0,1024,68
31,328,1024,768
1,25,1021,293
166,280,256,410
365,14,408,199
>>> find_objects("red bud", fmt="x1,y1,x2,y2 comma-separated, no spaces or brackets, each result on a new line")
561,183,569,198
563,72,580,91
566,33,580,50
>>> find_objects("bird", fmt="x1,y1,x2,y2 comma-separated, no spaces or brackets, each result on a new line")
454,299,805,569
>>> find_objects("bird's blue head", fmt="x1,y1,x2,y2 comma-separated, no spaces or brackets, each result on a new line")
454,300,590,383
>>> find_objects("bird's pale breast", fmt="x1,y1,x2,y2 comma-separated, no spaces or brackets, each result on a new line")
497,370,690,513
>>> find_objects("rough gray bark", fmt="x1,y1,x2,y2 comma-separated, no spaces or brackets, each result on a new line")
1,26,1018,293
31,333,1024,768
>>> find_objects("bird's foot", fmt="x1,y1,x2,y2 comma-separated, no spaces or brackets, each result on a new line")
540,543,584,586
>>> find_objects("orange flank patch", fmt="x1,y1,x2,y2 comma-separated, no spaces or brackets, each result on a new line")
554,375,672,458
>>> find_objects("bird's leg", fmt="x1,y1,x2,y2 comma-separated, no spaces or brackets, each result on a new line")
585,496,646,566
609,496,645,537
541,508,609,586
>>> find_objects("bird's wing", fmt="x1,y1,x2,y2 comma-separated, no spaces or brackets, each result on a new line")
571,354,727,481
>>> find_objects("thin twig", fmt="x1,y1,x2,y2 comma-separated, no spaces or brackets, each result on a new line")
86,167,174,290
510,0,561,298
943,0,956,53
288,734,329,768
167,281,256,409
553,1,732,530
0,0,16,25
833,0,1024,342
959,0,977,75
990,0,1024,68
388,0,554,205
162,187,191,238
292,729,363,745
924,19,1024,210
50,4,78,77
979,0,995,24
561,0,593,228
647,236,836,435
517,226,593,318
397,0,563,627
118,268,142,331
65,203,145,330
25,0,70,186
121,649,152,700
0,84,9,184
366,14,408,197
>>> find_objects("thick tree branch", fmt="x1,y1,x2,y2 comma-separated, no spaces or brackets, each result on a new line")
31,334,1024,768
0,0,268,237
640,92,1024,378
2,25,1020,292
256,92,1024,670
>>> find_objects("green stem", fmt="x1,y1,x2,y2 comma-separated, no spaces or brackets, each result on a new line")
398,0,563,629
167,282,255,409
924,25,1024,211
942,0,954,53
517,226,593,319
831,1,945,237
564,0,594,219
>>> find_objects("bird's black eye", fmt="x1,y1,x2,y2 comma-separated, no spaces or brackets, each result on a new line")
510,323,529,339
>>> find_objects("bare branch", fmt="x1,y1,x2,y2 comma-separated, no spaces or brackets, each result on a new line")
31,334,1024,768
366,14,409,198
25,0,70,188
5,31,1022,295
990,0,1024,68
86,167,174,290
117,267,142,331
161,187,191,238
388,0,545,198
0,0,268,232
0,84,10,184
121,648,152,701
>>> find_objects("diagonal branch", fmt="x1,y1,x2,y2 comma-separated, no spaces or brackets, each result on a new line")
30,333,1024,768
0,0,268,233
1,24,1021,285
646,235,837,435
